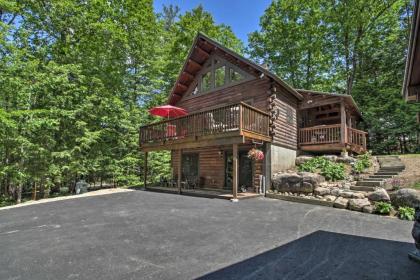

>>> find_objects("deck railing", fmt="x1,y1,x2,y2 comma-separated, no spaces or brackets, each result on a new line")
299,124,341,145
348,127,367,148
139,102,269,144
298,125,367,149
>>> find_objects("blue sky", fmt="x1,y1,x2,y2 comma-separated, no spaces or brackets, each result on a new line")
153,0,272,44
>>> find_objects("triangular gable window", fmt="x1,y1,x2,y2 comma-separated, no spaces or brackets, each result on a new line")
185,55,253,98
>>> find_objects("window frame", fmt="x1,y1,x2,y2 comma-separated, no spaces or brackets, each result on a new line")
184,55,254,99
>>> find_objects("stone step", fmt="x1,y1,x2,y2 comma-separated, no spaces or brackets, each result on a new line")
369,175,393,179
362,178,387,182
356,180,383,187
350,185,377,192
375,172,399,176
379,167,404,172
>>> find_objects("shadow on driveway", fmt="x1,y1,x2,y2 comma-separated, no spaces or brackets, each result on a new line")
199,230,420,280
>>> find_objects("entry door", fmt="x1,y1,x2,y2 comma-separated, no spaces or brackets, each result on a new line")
224,151,253,190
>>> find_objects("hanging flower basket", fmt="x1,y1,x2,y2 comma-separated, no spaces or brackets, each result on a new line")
248,148,264,161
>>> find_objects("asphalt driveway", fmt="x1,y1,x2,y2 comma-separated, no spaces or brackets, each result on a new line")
0,190,419,280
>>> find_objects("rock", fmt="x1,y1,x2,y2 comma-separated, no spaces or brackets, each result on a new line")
324,195,337,202
352,192,365,199
363,205,374,214
334,197,349,209
299,172,325,185
343,182,352,190
323,155,338,162
315,195,323,199
314,187,330,196
367,188,390,202
336,156,357,164
340,191,355,198
330,188,342,197
390,188,420,208
295,156,313,165
348,198,371,212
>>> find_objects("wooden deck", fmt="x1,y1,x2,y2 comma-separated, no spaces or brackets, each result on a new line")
298,124,367,153
139,102,271,151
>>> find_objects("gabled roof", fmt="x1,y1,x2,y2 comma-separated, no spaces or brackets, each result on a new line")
403,0,420,101
296,89,362,118
168,33,302,105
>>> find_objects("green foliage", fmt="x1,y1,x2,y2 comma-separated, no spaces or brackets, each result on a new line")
353,152,372,173
249,0,420,154
375,202,393,215
0,1,242,203
398,206,415,221
0,195,14,207
298,157,345,181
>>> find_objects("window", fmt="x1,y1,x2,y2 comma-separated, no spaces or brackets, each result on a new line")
286,107,294,124
192,85,199,95
201,71,212,92
229,68,244,83
214,66,226,87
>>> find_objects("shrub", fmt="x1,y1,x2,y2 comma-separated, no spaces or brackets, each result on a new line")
385,177,404,190
375,202,393,215
0,195,15,208
398,206,415,221
298,157,345,181
352,152,372,174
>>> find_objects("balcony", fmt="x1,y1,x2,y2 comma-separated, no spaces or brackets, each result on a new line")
298,124,367,154
139,102,271,151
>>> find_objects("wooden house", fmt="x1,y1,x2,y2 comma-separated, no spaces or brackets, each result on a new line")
139,33,367,200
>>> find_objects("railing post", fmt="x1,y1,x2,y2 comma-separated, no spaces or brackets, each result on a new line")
340,102,347,144
239,104,243,133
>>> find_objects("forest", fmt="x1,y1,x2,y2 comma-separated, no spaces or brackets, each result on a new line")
0,0,419,204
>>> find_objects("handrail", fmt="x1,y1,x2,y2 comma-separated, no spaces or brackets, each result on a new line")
139,102,270,144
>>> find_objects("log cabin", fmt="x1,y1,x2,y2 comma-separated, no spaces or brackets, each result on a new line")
403,0,420,122
139,33,367,200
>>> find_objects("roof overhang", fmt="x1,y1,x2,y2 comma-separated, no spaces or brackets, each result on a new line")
297,89,363,118
403,0,420,102
168,33,303,105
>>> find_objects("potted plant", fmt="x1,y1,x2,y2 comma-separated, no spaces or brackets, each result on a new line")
248,148,264,161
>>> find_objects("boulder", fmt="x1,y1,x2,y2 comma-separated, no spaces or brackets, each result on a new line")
348,198,371,212
390,188,420,208
271,173,312,193
299,172,325,185
324,195,337,202
334,197,349,209
367,188,390,202
340,191,355,198
314,187,330,196
336,156,357,164
323,155,338,162
295,156,313,165
352,192,366,199
363,205,374,214
330,188,342,197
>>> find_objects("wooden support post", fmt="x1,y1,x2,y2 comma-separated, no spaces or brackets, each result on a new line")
232,143,238,201
264,143,271,195
177,149,182,194
144,152,148,188
340,102,347,145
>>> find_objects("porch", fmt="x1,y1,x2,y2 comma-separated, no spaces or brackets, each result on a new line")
297,90,367,154
139,102,271,201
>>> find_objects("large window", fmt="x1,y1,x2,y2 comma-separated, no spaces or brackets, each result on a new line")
190,56,250,96
201,71,212,92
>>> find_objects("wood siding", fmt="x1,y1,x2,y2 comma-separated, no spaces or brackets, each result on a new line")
176,78,270,114
171,147,225,189
270,87,298,150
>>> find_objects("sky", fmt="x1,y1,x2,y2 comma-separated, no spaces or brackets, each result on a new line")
153,0,272,44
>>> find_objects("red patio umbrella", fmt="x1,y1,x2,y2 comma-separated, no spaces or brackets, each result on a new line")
149,105,188,119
